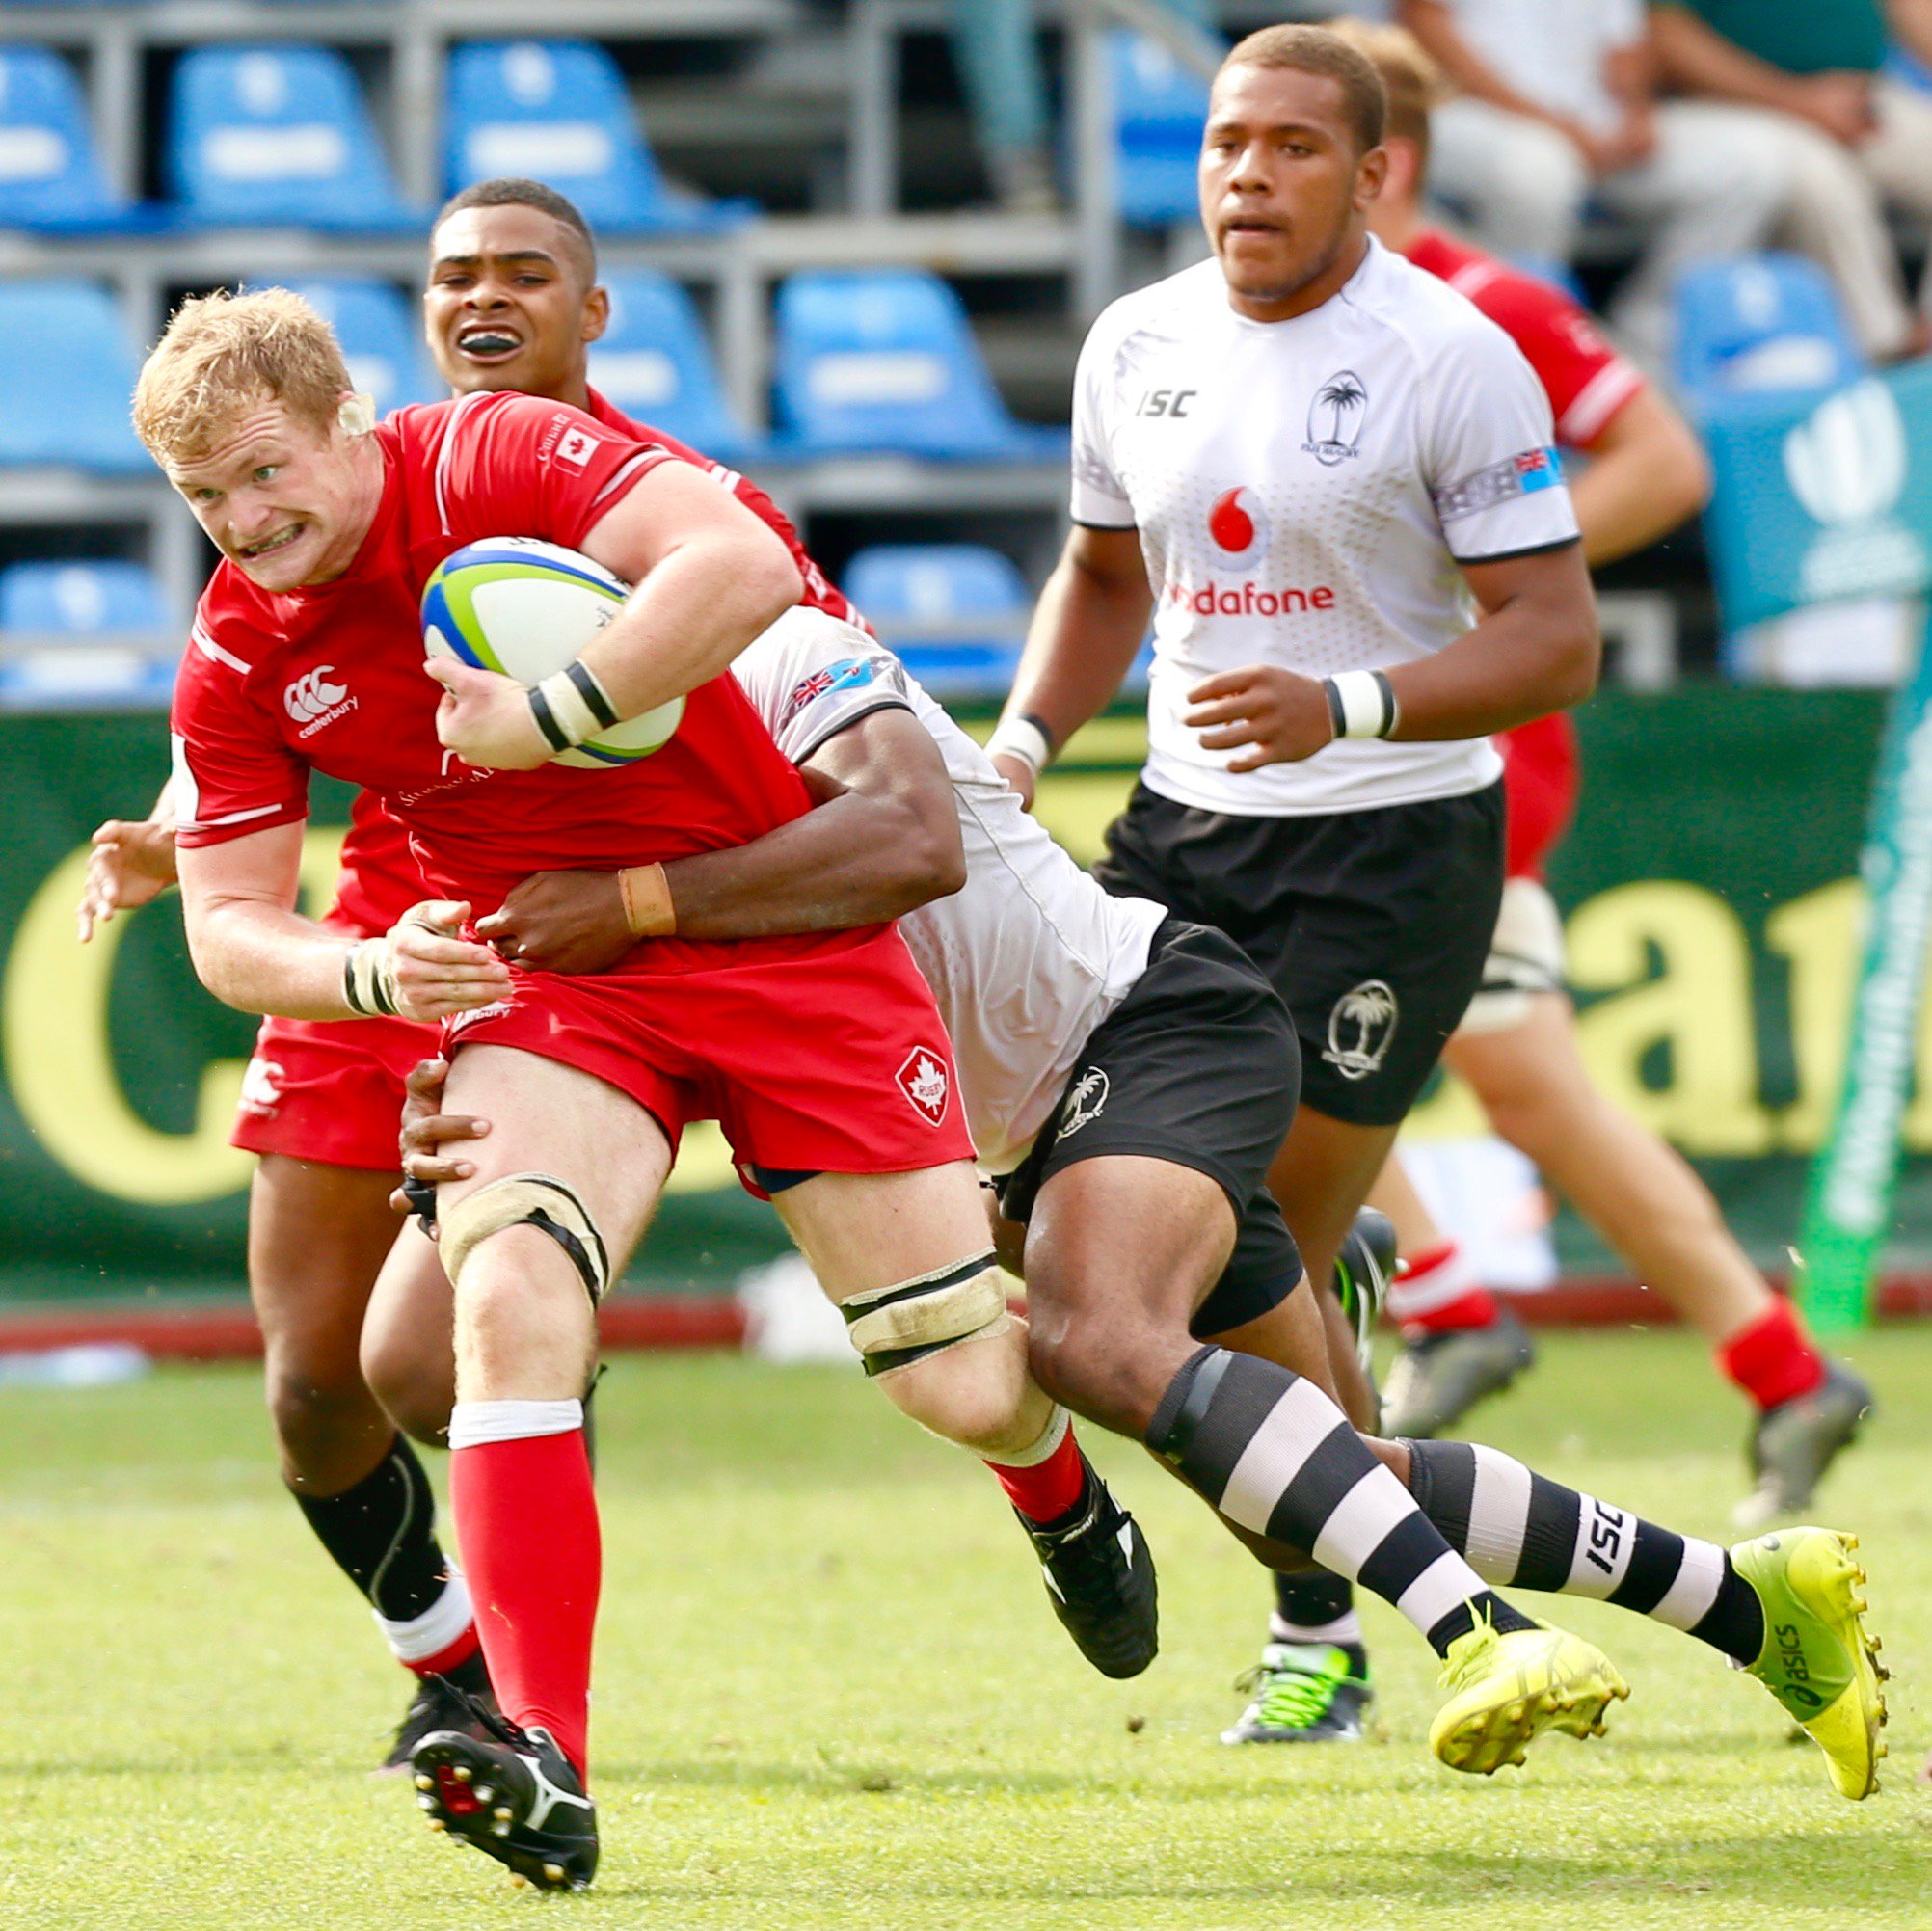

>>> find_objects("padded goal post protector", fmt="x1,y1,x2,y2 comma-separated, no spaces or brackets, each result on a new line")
1704,361,1932,1332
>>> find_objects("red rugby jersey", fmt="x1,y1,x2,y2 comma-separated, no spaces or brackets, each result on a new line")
1404,228,1644,451
318,389,862,935
171,390,823,967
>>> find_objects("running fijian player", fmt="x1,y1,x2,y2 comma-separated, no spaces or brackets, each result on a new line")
987,22,1597,1741
392,577,1890,1811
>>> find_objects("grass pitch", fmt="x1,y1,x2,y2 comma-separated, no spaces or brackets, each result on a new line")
2,1325,1928,1931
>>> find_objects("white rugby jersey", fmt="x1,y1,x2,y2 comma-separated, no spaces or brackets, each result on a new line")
1071,237,1581,816
734,607,1167,1174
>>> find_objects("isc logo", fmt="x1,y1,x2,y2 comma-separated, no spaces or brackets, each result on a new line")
1137,389,1197,418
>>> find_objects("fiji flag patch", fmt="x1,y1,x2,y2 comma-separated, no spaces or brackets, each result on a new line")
1514,446,1561,492
1435,446,1567,521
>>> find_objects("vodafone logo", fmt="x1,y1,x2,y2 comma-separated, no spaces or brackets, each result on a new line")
1207,487,1270,572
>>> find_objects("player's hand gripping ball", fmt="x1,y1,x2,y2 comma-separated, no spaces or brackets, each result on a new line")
421,537,686,770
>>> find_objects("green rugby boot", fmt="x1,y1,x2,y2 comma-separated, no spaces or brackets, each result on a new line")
1221,1642,1372,1745
1731,1527,1888,1799
1429,1616,1627,1776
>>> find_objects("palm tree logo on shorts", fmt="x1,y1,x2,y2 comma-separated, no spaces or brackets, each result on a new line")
1304,369,1369,466
1323,979,1398,1081
1059,1066,1111,1138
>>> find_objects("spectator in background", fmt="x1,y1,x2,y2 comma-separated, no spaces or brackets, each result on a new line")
1651,1,1932,362
1398,0,1793,357
950,0,1215,212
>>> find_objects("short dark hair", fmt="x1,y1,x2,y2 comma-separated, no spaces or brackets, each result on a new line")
1218,23,1387,154
431,177,598,278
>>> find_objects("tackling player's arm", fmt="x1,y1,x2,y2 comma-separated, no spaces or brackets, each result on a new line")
177,820,511,1023
429,459,803,770
988,524,1153,806
476,704,966,969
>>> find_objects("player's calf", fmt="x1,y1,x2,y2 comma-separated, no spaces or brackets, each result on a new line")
832,1246,1162,1677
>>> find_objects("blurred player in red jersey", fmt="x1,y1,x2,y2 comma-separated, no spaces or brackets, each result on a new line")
84,184,1152,1806
1334,20,1871,1522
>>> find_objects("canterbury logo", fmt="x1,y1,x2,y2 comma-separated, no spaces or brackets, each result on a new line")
283,666,348,723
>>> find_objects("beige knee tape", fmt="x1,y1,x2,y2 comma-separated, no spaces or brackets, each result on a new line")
438,1172,610,1304
841,1252,1007,1375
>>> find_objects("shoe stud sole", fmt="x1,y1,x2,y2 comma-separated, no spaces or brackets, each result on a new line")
414,1774,434,1791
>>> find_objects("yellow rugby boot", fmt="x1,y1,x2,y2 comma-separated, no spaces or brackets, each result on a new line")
1731,1527,1888,1799
1429,1615,1629,1776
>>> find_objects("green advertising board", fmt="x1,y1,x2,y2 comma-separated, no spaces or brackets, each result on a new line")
0,691,1923,1306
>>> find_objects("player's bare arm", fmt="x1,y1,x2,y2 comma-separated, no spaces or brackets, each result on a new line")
990,524,1153,804
1650,4,1873,144
77,772,181,941
1569,388,1711,567
430,461,803,770
477,705,967,966
1396,0,1618,166
177,818,510,1023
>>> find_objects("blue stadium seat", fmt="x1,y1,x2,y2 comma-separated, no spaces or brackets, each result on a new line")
284,277,435,416
0,282,146,470
772,270,1066,461
0,560,174,709
589,270,753,461
1672,255,1865,416
444,41,750,235
0,47,127,230
0,559,168,630
167,45,415,229
1111,30,1210,228
843,545,1029,699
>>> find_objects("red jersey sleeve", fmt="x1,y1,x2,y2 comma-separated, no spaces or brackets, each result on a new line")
1466,273,1644,450
429,391,685,551
170,596,310,849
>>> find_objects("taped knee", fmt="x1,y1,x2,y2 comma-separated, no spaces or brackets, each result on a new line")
437,1172,610,1306
840,1250,1007,1377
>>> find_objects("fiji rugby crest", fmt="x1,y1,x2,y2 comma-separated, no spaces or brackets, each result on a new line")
1323,979,1397,1081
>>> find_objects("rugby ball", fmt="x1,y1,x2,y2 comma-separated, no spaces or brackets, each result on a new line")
420,537,684,770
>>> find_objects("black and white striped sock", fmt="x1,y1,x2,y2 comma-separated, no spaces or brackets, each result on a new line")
1405,1438,1765,1665
1148,1348,1532,1657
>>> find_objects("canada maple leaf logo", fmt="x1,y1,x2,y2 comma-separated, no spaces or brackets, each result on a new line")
897,1047,951,1124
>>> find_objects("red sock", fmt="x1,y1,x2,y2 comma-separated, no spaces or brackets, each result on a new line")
1719,1298,1827,1411
985,1414,1088,1523
450,1429,600,1780
1387,1240,1500,1339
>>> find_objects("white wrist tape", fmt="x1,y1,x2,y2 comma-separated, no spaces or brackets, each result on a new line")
342,903,454,1019
985,715,1053,778
343,936,400,1018
1323,669,1399,740
528,661,620,754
